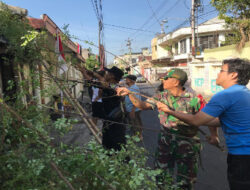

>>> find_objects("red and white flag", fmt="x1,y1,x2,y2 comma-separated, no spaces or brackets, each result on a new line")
77,43,81,54
55,30,68,74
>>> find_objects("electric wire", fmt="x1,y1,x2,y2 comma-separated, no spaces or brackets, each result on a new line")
145,0,161,25
129,0,170,38
104,23,155,33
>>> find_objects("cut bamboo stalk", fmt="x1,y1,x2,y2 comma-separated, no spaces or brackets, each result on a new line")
42,61,102,144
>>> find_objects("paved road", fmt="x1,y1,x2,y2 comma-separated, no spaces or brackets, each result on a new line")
138,82,229,190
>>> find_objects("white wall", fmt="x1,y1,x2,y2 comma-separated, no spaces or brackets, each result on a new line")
157,45,168,59
190,61,224,95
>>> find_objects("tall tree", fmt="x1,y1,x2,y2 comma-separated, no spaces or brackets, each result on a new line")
211,0,250,49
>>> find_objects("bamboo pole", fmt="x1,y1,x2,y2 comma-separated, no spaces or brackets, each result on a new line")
41,61,102,144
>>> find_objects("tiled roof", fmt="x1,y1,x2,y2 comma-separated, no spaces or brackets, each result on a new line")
27,17,45,29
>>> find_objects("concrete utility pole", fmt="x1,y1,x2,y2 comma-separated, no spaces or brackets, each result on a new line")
191,0,196,57
191,0,201,57
126,38,132,73
98,20,101,63
160,20,167,34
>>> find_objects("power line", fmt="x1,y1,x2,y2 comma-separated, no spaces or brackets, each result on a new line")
145,0,161,25
133,0,181,40
129,0,170,38
104,23,155,33
160,0,181,18
105,26,135,34
148,0,181,30
94,0,100,20
171,19,190,32
163,9,218,34
90,0,99,20
198,9,217,19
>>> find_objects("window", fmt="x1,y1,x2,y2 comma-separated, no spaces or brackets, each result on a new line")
180,39,186,54
199,35,218,50
174,43,178,55
190,35,218,53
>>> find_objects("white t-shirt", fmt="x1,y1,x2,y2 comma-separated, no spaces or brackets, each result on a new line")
92,87,102,102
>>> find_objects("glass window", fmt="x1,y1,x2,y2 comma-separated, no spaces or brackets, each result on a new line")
174,43,178,55
198,35,218,51
180,39,186,54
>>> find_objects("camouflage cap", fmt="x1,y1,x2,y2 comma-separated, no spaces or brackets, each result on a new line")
164,68,188,85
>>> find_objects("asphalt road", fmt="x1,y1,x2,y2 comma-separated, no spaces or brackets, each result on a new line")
137,82,229,190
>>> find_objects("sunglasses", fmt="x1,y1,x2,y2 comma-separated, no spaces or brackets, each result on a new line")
163,76,176,80
163,76,169,80
220,69,229,73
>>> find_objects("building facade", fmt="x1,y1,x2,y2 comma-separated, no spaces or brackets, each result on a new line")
113,48,152,78
151,17,231,84
0,4,86,106
190,42,250,95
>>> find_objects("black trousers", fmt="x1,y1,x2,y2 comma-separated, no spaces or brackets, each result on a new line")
227,154,250,190
92,102,104,118
102,120,126,151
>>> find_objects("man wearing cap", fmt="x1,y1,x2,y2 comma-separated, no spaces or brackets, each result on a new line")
124,75,143,140
77,65,126,151
116,68,217,189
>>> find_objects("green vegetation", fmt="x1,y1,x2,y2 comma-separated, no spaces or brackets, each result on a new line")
85,54,101,71
0,6,179,190
211,0,250,49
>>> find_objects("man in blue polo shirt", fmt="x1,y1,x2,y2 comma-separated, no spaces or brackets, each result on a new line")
156,58,250,190
124,75,143,140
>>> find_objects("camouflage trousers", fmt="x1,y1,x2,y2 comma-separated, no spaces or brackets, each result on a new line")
155,131,201,190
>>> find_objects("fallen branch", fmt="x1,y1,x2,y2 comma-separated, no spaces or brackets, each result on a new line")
50,161,76,190
0,99,77,189
41,61,102,143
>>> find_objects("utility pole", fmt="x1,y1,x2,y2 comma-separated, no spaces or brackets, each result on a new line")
160,20,167,34
191,0,196,57
126,38,132,73
98,20,101,63
191,0,201,57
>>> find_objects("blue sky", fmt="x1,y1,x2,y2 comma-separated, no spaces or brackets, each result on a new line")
2,0,218,64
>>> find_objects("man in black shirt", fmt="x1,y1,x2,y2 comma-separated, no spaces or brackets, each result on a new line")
78,65,125,150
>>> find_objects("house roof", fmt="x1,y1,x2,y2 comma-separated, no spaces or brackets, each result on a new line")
200,16,224,26
27,14,85,62
27,17,45,29
0,2,27,16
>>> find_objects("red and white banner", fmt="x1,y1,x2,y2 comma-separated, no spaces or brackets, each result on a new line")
55,30,68,74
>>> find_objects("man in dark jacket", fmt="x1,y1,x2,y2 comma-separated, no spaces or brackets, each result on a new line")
78,65,126,150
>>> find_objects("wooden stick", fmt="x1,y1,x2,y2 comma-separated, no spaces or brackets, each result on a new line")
41,61,102,144
0,100,78,189
50,161,76,190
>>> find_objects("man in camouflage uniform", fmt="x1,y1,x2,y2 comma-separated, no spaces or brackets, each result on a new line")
117,69,203,189
152,78,201,189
